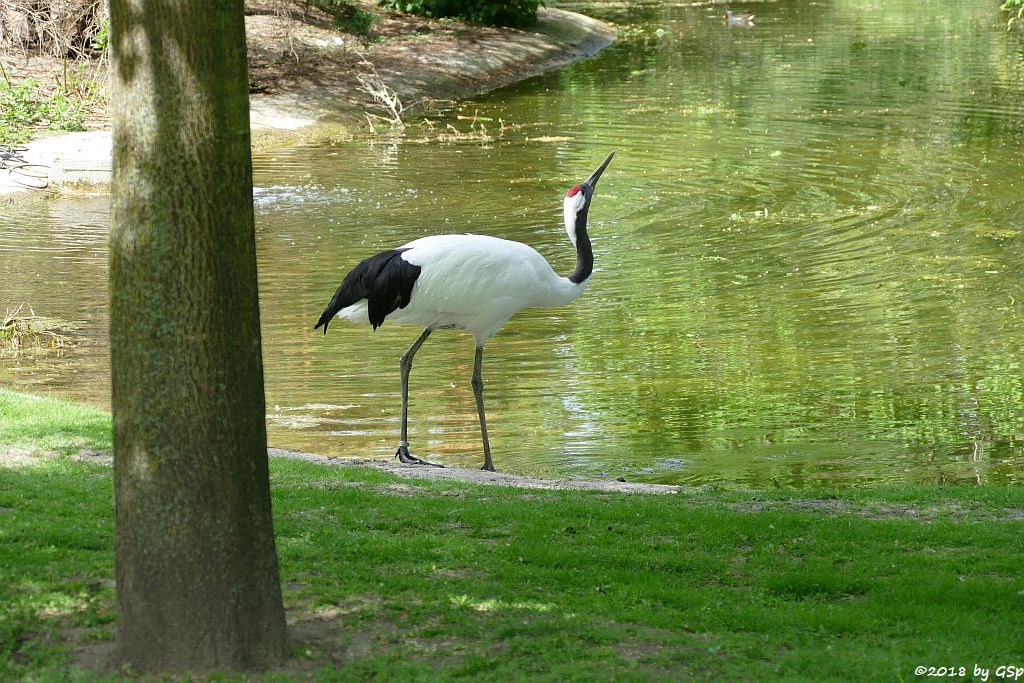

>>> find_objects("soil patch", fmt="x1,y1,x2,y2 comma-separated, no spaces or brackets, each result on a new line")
244,3,614,146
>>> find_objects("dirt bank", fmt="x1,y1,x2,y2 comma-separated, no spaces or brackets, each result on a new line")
247,6,614,140
0,6,614,195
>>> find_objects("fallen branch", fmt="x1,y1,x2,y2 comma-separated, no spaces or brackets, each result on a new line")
354,52,427,132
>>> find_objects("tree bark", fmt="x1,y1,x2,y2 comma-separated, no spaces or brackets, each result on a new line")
109,0,287,673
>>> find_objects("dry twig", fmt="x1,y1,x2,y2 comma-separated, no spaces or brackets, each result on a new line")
354,52,428,132
0,303,74,356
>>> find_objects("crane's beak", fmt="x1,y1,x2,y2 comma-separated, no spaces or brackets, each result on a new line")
584,151,615,189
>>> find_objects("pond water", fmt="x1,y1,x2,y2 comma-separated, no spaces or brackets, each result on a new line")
3,0,1024,487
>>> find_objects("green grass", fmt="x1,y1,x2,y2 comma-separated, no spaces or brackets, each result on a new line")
0,389,110,454
1,390,1023,681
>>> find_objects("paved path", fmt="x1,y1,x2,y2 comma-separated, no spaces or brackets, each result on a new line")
1,131,111,195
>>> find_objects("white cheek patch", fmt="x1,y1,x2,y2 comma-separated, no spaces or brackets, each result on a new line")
563,191,587,246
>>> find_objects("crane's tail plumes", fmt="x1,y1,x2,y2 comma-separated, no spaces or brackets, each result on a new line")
314,248,422,334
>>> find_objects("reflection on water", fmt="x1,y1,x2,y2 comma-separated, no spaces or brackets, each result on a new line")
2,0,1023,487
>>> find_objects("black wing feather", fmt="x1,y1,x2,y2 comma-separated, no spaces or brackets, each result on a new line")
314,248,421,334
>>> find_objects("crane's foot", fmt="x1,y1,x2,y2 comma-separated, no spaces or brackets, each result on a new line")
395,445,443,468
481,462,496,473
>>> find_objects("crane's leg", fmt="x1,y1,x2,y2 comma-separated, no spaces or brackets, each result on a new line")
472,345,495,472
396,328,442,467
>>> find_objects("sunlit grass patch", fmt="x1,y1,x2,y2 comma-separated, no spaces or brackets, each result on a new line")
1,392,1023,680
0,456,114,678
0,390,110,455
449,594,556,612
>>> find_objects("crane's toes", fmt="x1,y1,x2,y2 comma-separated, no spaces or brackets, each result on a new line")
414,457,444,468
395,446,444,468
481,463,496,473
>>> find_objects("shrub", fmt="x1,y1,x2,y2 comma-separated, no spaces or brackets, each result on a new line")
305,0,377,36
334,4,377,35
378,0,540,28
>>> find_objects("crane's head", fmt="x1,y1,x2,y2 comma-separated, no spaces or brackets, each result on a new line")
564,151,614,246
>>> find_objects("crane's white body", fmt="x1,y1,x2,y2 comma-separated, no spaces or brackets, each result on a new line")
316,151,613,472
334,234,588,344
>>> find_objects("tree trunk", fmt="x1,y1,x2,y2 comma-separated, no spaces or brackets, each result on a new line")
109,0,287,673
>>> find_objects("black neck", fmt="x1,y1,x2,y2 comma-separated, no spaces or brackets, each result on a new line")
569,207,593,284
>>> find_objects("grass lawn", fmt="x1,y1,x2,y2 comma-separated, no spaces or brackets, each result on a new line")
1,389,1023,681
0,389,111,455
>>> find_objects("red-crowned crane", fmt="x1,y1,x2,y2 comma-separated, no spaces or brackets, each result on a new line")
314,152,614,472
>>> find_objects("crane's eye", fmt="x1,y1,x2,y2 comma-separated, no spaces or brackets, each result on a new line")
566,185,582,198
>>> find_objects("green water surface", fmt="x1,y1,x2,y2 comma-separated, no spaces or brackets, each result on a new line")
2,0,1023,486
